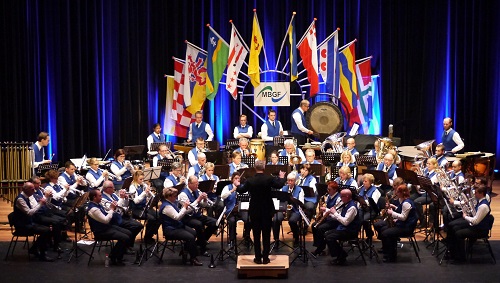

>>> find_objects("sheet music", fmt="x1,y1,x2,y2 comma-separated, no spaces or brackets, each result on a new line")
273,198,280,210
298,206,311,227
216,206,227,227
239,202,249,210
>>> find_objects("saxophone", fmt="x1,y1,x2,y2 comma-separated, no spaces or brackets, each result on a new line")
379,194,395,227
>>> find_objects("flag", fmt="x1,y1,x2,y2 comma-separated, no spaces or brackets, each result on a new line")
288,16,297,82
164,75,176,136
297,21,319,96
172,58,194,137
318,30,339,94
226,24,248,99
338,41,361,128
355,57,373,134
183,42,208,114
206,27,229,100
248,12,263,87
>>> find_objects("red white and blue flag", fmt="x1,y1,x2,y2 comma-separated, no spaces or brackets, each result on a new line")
318,29,339,95
226,24,248,100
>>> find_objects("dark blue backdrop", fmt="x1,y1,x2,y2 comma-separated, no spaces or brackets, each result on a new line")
1,0,499,171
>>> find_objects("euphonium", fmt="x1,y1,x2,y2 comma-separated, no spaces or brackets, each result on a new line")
313,193,328,227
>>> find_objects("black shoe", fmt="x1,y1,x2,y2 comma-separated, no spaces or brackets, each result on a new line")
253,257,262,264
190,258,203,266
39,255,55,262
382,256,396,263
311,250,324,257
293,239,300,248
330,257,347,266
201,251,211,257
29,248,40,257
125,248,135,255
262,258,270,264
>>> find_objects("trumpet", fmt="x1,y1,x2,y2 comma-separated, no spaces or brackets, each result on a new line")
102,199,128,213
104,170,119,181
179,200,200,216
36,187,62,210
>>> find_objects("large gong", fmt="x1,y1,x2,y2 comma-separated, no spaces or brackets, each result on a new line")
306,102,343,135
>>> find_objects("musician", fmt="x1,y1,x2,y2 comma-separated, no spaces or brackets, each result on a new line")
87,189,131,266
178,176,217,256
441,117,465,155
187,152,207,178
237,160,286,264
312,181,342,256
432,144,449,168
234,114,253,139
367,139,380,157
233,138,251,157
272,172,297,243
449,160,465,184
160,187,203,266
358,173,381,244
296,164,317,220
376,184,418,262
291,99,314,146
267,151,283,165
152,144,172,190
334,166,358,191
283,172,305,247
58,161,87,207
414,157,439,226
187,110,214,142
376,153,398,185
128,171,159,244
32,131,52,168
302,148,321,164
31,176,71,249
279,139,305,164
85,157,109,189
163,162,186,189
229,151,248,176
221,172,251,246
344,138,359,161
337,151,357,178
101,181,143,252
13,182,55,261
110,149,135,191
146,123,166,151
446,186,491,263
188,137,207,166
388,148,402,166
325,188,360,265
198,162,221,218
261,109,284,145
44,169,70,213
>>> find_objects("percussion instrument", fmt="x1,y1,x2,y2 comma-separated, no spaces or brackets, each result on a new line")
306,102,343,135
249,139,266,161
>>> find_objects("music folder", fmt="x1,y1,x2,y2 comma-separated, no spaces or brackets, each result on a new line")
299,186,316,198
215,180,232,196
198,180,216,193
362,169,390,186
264,164,289,176
238,167,256,178
123,145,145,157
143,166,162,181
271,190,290,212
315,183,328,197
395,168,420,185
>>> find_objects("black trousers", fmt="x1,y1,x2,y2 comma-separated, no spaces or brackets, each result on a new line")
164,226,197,259
251,212,273,260
132,207,160,240
33,212,67,246
447,218,488,260
378,224,412,259
183,215,217,251
94,226,131,260
312,219,339,252
16,223,51,253
325,229,358,259
227,211,251,242
118,218,143,247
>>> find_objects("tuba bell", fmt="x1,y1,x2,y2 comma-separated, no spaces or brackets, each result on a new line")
376,137,395,163
321,132,346,154
289,154,302,165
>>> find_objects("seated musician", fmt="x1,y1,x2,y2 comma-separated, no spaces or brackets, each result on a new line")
198,162,221,215
376,153,398,185
344,138,359,162
234,114,253,139
199,162,219,183
358,173,381,244
446,186,491,263
221,172,252,247
160,187,203,266
57,161,87,234
414,157,439,227
177,176,218,256
312,181,342,256
101,181,143,252
229,151,248,176
302,148,321,164
296,164,317,220
325,188,360,265
31,176,71,250
432,143,449,168
44,169,70,213
87,189,131,266
388,148,402,166
267,151,284,165
163,162,187,189
151,144,172,190
285,172,305,247
337,151,357,178
261,109,283,145
367,139,380,157
279,139,305,164
110,149,135,191
146,123,166,152
233,138,251,157
334,166,358,191
449,160,465,184
85,157,110,189
188,137,207,166
32,131,51,168
272,172,297,242
13,182,55,261
128,171,160,244
187,110,214,143
439,161,467,230
376,184,418,262
187,152,207,178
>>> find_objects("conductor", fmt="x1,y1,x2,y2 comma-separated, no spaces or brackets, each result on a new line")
237,160,286,264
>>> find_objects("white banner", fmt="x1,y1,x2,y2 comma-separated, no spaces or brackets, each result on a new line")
254,82,290,106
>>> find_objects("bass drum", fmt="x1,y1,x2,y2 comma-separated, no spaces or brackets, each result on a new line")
306,102,343,135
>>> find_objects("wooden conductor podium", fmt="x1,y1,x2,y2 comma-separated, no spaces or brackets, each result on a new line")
237,255,289,279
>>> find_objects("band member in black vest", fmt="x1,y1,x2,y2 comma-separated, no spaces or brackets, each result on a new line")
446,186,492,263
160,187,203,266
13,182,54,261
312,181,342,256
177,175,217,256
325,188,360,265
237,160,286,264
87,189,131,266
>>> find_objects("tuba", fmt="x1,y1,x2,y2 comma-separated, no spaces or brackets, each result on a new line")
413,139,435,175
376,137,396,163
321,132,346,154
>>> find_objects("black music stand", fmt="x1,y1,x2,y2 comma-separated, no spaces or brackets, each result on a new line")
36,163,59,176
321,152,341,166
225,139,239,151
270,191,294,253
395,168,420,185
122,176,133,191
264,164,290,176
278,155,289,165
307,164,324,177
144,166,162,182
205,140,220,151
214,205,237,262
150,141,171,152
198,180,216,193
214,165,230,180
265,145,282,158
67,192,91,263
238,167,256,178
362,169,391,187
289,197,316,266
316,183,328,199
273,136,287,146
157,158,178,173
205,151,224,164
240,156,255,168
215,181,232,196
356,155,378,167
123,145,145,160
138,192,162,266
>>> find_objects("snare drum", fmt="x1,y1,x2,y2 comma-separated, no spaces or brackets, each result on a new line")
250,139,266,161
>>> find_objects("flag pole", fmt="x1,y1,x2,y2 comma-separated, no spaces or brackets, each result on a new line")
206,24,229,47
275,12,296,69
172,56,186,64
229,20,250,68
296,19,316,47
253,9,270,71
338,38,357,52
355,56,372,64
185,40,208,55
317,28,340,48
